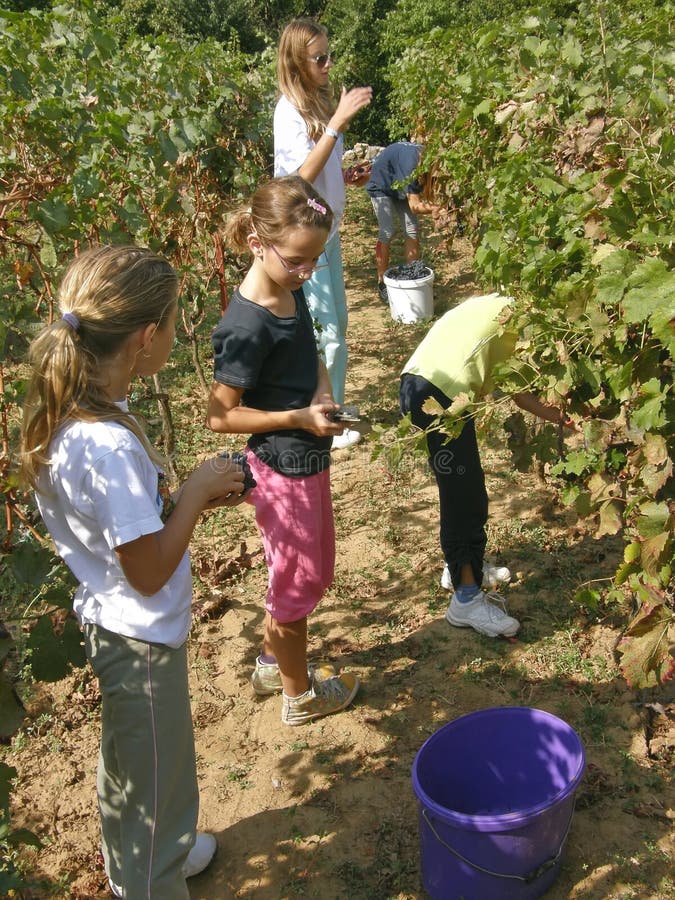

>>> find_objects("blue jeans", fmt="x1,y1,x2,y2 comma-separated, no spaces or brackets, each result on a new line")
400,373,488,588
303,231,348,404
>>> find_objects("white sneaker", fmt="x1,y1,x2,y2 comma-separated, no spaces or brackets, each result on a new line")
445,591,520,637
108,832,216,896
332,428,361,450
250,657,337,696
440,562,511,591
282,673,360,726
184,832,217,877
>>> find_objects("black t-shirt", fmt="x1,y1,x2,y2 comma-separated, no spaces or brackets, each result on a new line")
211,288,331,477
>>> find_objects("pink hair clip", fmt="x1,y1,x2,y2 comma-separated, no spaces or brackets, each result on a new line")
307,197,327,215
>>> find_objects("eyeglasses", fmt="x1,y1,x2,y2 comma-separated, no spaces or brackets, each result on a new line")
308,52,333,67
268,245,329,275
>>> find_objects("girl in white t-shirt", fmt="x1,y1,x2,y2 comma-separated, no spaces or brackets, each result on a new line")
274,17,372,448
20,246,248,900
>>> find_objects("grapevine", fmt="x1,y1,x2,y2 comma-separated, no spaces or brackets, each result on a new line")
388,0,674,687
0,3,273,729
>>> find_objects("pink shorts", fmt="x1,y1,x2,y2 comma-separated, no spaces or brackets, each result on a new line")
246,451,335,623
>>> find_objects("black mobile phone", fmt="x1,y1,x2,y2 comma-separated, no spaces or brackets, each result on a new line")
330,405,361,423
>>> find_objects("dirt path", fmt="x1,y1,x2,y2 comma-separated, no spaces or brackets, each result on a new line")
7,195,673,898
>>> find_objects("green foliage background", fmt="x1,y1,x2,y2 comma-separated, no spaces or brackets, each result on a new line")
0,0,673,888
388,0,673,685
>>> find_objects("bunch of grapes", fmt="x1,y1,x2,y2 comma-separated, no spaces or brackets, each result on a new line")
385,261,431,281
220,450,257,491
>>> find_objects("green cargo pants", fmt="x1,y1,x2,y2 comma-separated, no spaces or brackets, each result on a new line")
83,624,198,900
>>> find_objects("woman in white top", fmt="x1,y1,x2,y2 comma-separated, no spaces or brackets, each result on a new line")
274,18,372,448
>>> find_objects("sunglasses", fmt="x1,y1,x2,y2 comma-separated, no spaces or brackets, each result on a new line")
308,52,333,67
269,245,329,275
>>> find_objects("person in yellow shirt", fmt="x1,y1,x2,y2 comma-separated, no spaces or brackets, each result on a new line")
400,293,574,638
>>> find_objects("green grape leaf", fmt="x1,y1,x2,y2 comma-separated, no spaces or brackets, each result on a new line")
4,827,42,849
25,615,86,682
595,272,626,305
421,396,445,417
621,259,675,323
631,393,666,431
0,677,26,739
574,587,600,610
640,532,670,576
39,232,58,267
36,198,71,234
561,37,583,68
624,541,641,563
649,303,675,357
635,501,670,539
0,762,17,808
7,542,57,586
615,561,637,586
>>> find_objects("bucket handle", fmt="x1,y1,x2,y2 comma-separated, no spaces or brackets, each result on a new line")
421,805,576,884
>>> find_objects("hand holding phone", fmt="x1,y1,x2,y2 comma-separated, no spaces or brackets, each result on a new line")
329,404,361,423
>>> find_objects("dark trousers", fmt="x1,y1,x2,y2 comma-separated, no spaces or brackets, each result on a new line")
400,373,487,589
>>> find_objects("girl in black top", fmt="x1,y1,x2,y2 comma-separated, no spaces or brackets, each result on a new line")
207,176,360,726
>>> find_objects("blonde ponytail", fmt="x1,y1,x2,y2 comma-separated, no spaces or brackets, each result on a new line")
20,246,178,488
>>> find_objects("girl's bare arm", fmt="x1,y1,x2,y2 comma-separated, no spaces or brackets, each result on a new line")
116,456,245,596
312,360,335,406
298,86,372,184
206,380,342,438
513,392,576,428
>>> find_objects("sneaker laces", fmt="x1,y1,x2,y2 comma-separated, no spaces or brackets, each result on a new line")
314,675,348,703
481,591,512,620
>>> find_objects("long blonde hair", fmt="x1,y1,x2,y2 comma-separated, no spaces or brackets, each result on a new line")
20,245,178,488
277,18,335,142
224,175,333,256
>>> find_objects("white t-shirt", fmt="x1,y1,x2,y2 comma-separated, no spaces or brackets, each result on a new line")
273,94,345,238
36,407,192,648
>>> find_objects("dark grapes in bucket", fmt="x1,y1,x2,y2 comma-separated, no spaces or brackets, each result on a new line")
385,261,431,281
220,450,257,492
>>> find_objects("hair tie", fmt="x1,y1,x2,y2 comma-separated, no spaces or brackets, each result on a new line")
307,197,327,215
62,311,80,331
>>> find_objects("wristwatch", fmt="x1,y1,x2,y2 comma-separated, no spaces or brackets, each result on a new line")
325,126,339,139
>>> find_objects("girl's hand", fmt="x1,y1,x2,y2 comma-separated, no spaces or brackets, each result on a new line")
205,489,251,510
298,403,344,437
185,456,246,509
430,206,452,227
117,456,246,596
331,86,373,131
311,388,335,407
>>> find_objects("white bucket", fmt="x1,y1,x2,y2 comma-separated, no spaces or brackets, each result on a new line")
383,266,434,323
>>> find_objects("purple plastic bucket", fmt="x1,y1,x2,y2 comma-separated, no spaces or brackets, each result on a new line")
411,707,585,899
